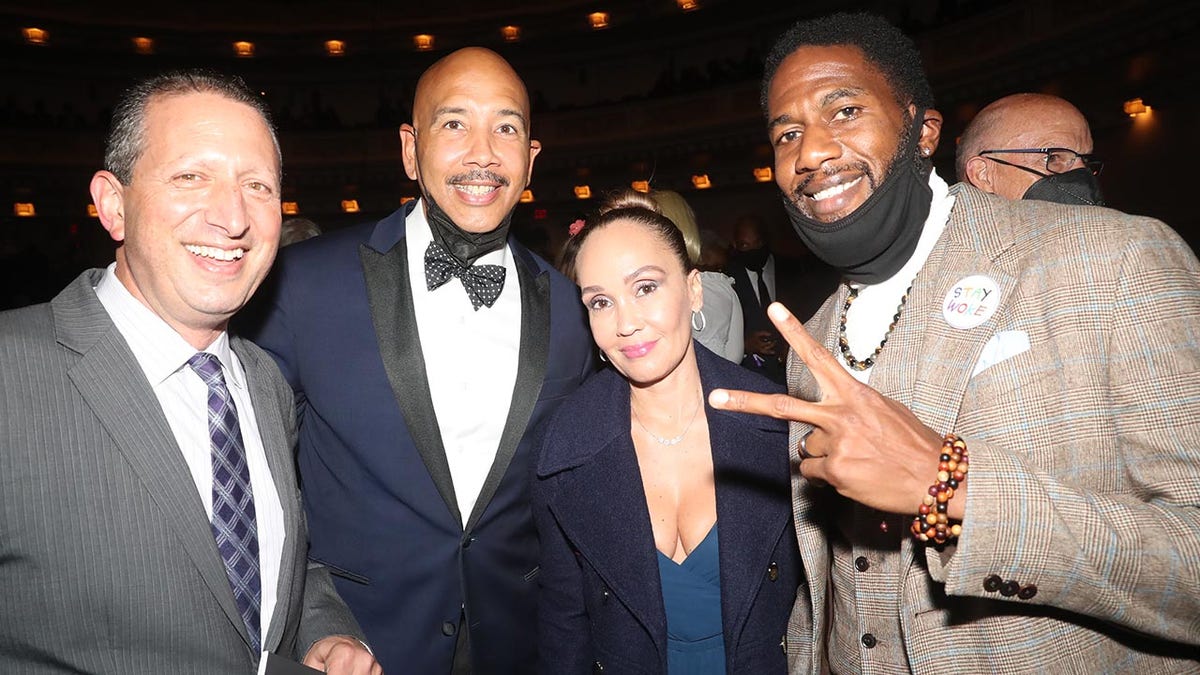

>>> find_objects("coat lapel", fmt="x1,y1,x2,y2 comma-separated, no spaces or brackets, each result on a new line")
708,404,792,653
360,208,462,525
543,376,668,658
465,244,549,531
871,184,1019,432
55,273,252,651
235,339,298,653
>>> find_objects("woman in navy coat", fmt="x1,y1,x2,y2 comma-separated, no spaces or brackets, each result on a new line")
533,191,801,673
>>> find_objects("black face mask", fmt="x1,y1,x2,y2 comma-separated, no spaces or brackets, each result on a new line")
1022,167,1104,207
782,111,932,284
421,192,514,267
734,246,770,272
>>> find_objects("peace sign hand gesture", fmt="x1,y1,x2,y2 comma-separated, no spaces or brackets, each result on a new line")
709,302,963,519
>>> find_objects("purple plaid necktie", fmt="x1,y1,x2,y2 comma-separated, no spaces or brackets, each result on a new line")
187,352,262,652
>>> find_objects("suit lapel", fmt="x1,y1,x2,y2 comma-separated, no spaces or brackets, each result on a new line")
894,187,1018,435
360,235,462,525
465,245,549,531
787,282,845,658
235,339,297,653
56,277,251,650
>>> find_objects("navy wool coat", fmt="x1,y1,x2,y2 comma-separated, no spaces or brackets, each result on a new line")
533,343,802,673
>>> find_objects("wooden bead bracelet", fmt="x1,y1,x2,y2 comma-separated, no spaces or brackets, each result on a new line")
911,433,968,545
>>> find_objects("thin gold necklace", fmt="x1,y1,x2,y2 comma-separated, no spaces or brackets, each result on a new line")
632,395,703,446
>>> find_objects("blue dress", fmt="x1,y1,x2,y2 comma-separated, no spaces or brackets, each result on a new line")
656,525,726,674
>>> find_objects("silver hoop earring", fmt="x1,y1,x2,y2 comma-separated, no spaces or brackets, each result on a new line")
598,350,608,362
691,309,707,332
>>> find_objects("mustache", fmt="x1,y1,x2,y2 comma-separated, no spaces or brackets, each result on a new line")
447,169,510,186
791,162,877,202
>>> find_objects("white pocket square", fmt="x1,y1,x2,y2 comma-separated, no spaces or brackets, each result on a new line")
972,330,1031,377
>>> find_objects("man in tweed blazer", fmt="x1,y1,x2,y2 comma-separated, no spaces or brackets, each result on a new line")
711,13,1200,674
0,71,378,673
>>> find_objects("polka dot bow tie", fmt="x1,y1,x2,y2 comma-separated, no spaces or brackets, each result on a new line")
424,241,507,310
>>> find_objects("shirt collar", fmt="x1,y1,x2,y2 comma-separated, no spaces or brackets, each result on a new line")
93,263,242,389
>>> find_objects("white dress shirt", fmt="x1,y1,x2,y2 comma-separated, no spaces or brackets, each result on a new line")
95,264,284,639
841,170,956,384
406,200,521,525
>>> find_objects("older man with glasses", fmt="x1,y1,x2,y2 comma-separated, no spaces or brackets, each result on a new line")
957,93,1104,205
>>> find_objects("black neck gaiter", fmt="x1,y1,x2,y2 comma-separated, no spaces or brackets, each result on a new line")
422,193,514,267
782,111,932,284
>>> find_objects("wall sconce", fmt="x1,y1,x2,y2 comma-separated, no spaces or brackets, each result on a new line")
14,203,35,217
752,167,773,183
520,189,534,203
413,34,434,51
691,174,712,190
677,0,699,10
22,27,48,45
501,26,521,42
341,199,360,213
574,185,592,199
132,37,154,55
400,196,416,205
1123,98,1151,117
631,180,650,193
87,204,98,218
281,201,299,215
325,40,345,57
588,12,609,29
233,41,254,58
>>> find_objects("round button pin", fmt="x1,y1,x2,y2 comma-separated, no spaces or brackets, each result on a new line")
942,275,1001,330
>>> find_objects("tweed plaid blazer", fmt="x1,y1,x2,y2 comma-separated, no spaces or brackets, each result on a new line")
785,184,1200,674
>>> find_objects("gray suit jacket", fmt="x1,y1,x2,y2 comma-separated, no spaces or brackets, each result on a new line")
0,270,363,674
787,185,1200,673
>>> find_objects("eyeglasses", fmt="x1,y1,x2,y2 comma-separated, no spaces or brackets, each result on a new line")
977,147,1103,176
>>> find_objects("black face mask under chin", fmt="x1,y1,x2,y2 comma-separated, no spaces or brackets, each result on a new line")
782,111,932,285
422,193,514,267
1022,167,1104,207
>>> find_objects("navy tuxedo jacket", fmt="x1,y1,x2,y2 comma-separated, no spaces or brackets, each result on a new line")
532,344,801,673
243,203,595,674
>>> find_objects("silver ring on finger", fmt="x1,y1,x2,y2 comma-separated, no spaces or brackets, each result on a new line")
799,430,814,459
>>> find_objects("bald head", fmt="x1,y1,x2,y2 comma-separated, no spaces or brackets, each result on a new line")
401,47,541,234
412,47,531,129
957,93,1093,199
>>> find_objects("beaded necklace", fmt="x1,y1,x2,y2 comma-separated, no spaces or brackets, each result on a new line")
837,281,914,371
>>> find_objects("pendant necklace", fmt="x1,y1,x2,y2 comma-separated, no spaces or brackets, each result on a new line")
632,394,703,447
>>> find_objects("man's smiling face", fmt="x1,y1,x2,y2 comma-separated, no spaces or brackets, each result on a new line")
401,48,541,234
768,44,913,224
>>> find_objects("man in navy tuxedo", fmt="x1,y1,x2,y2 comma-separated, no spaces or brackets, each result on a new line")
244,48,594,674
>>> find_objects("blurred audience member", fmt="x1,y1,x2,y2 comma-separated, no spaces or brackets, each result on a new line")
654,189,745,363
280,217,322,247
957,93,1103,206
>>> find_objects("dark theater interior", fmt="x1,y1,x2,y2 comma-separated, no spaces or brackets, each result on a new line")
2,0,1198,309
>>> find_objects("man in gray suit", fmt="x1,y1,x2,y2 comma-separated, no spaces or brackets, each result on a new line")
0,70,380,674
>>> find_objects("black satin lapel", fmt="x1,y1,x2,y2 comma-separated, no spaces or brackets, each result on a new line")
359,241,461,525
465,254,549,531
